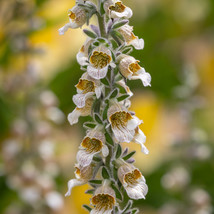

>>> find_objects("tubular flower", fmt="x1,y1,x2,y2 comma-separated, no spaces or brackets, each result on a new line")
118,24,144,50
73,73,104,108
118,55,151,87
107,103,141,143
91,182,116,214
77,128,109,167
87,46,116,80
76,39,93,66
118,163,148,200
116,79,133,97
59,5,87,35
104,0,133,19
68,97,94,126
65,164,94,197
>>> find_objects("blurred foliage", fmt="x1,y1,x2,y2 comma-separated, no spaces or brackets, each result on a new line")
0,0,214,214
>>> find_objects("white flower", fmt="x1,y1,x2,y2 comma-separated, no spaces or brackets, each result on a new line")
107,103,141,143
118,55,151,87
59,5,87,35
65,164,93,197
76,39,93,66
73,73,104,108
118,163,148,200
91,182,116,214
132,127,149,154
77,128,109,167
68,97,94,126
118,24,144,50
87,45,115,80
104,0,133,19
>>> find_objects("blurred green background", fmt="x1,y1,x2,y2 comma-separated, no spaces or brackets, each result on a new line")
0,0,214,213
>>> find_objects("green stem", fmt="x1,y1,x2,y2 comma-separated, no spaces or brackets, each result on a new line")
97,1,107,38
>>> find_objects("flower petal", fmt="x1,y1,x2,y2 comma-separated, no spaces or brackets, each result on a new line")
113,125,135,143
95,85,103,99
125,181,148,200
102,144,109,157
132,68,151,87
73,92,94,108
76,150,98,167
76,51,88,66
110,7,133,19
133,129,149,154
87,65,108,80
130,38,144,50
65,179,85,197
127,116,141,130
58,23,73,35
67,109,81,125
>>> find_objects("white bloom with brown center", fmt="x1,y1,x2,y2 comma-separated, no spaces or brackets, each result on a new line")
118,164,148,200
77,128,108,167
118,55,151,87
104,0,133,19
87,46,116,80
65,164,93,197
108,103,141,143
68,97,94,126
59,5,87,35
118,24,144,50
73,73,103,108
91,182,116,214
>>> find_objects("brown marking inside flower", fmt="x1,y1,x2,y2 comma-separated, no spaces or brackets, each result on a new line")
110,111,132,128
129,62,141,74
124,169,142,185
68,11,76,20
90,51,111,69
109,2,126,13
75,167,81,176
80,45,85,53
92,194,115,211
76,79,95,93
81,137,102,153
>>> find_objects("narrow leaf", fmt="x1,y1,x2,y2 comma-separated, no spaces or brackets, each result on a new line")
89,179,102,185
131,208,139,214
123,200,133,212
100,0,106,16
109,88,119,99
102,166,110,179
103,103,109,121
117,94,130,102
93,156,102,162
111,184,123,201
90,25,100,36
94,113,103,124
112,20,129,29
101,77,110,86
83,205,92,212
85,189,95,194
83,29,97,39
83,122,97,129
116,144,122,159
123,151,136,161
105,132,114,146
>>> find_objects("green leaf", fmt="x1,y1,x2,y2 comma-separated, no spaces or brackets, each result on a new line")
83,122,97,129
105,132,114,146
112,20,129,29
100,0,106,16
93,155,102,162
102,103,109,121
122,46,133,55
109,88,119,99
83,205,92,212
123,200,133,211
83,29,97,39
102,166,110,179
94,113,103,124
117,94,130,102
101,77,110,86
85,189,95,194
131,208,139,214
116,144,122,159
89,179,102,185
123,151,136,161
111,184,123,201
97,37,106,43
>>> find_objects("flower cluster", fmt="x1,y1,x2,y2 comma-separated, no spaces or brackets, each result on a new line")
59,0,151,213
